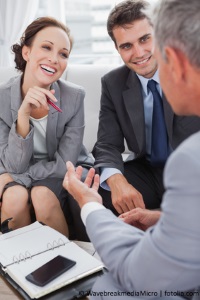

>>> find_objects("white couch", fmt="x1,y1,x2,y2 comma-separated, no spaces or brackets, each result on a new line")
65,64,119,153
0,64,130,158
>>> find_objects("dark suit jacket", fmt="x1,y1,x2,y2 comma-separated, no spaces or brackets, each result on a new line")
92,65,200,173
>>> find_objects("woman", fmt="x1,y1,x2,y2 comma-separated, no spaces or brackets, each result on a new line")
0,17,92,236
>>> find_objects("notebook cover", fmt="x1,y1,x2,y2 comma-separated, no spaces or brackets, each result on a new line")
1,268,104,300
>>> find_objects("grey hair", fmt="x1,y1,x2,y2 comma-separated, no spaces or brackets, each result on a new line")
148,0,200,68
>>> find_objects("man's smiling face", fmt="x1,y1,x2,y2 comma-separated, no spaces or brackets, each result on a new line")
114,18,158,78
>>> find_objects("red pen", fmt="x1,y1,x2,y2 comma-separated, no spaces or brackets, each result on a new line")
46,96,62,113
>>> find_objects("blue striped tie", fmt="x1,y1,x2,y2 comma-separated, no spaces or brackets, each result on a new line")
147,79,169,166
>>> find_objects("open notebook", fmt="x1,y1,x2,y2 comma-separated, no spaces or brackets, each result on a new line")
0,222,104,299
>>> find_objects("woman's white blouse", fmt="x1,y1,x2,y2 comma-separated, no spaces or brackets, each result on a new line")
30,115,48,161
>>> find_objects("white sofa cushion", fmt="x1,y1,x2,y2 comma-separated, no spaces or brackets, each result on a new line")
0,67,19,85
65,64,119,153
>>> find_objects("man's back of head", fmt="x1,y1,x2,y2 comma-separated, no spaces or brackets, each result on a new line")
152,0,200,70
149,0,200,116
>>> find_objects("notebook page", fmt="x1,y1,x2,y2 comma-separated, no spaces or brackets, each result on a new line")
0,222,70,267
6,241,104,299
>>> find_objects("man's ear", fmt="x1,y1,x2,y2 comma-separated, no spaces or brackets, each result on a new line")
22,45,30,62
165,46,186,83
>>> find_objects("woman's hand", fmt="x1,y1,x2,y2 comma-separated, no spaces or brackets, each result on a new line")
17,87,57,138
19,86,57,117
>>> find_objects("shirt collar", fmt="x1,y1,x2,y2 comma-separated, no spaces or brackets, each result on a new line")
136,70,160,96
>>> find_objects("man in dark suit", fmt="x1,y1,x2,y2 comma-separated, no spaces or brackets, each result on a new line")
92,0,200,215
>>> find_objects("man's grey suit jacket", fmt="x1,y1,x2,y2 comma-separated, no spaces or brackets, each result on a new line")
86,132,200,299
93,65,200,173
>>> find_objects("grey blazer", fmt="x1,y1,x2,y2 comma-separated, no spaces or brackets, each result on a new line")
86,132,200,297
0,75,93,187
92,65,200,173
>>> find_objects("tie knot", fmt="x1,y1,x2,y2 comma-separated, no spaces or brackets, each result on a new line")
147,79,157,93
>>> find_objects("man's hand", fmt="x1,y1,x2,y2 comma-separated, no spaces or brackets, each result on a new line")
63,161,102,208
107,173,145,214
119,208,161,231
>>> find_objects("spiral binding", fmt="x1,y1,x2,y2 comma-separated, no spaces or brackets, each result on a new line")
47,238,65,250
11,238,65,265
12,251,32,264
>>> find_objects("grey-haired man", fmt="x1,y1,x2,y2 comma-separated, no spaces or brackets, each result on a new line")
63,0,200,298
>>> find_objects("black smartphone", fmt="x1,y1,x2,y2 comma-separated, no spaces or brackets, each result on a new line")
25,255,76,287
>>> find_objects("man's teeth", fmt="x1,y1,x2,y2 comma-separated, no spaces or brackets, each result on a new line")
135,58,149,65
41,65,55,73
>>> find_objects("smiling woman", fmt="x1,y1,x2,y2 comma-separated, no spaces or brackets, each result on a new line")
0,17,93,237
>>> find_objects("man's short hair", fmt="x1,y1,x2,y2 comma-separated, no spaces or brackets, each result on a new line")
107,0,150,44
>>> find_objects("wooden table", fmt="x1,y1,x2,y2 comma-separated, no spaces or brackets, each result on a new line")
0,275,23,300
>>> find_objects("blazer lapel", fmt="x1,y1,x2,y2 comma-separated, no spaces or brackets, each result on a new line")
9,76,62,160
123,71,146,155
46,82,61,159
121,70,174,153
163,93,174,142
